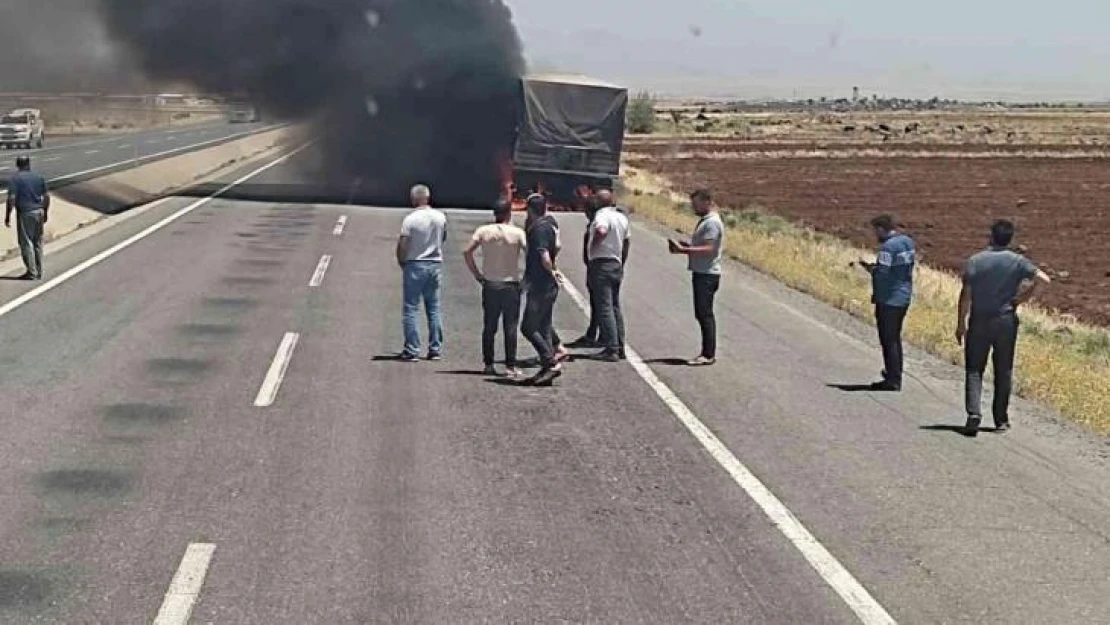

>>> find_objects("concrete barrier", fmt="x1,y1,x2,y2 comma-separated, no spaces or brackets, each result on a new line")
1,126,296,264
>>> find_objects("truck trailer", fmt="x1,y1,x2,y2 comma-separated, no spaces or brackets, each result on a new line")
508,74,628,208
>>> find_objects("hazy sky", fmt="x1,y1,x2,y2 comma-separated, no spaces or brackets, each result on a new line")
507,0,1110,101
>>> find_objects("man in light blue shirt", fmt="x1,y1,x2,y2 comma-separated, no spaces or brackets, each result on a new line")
857,214,915,391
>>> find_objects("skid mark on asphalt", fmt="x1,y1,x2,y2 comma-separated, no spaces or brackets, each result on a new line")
102,403,185,427
222,276,276,287
39,517,93,533
236,258,284,268
145,358,216,387
201,297,258,312
178,323,243,340
0,570,53,608
146,358,214,376
36,469,133,497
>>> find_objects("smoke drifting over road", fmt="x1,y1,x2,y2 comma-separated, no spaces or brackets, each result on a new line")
97,0,526,204
0,1,140,92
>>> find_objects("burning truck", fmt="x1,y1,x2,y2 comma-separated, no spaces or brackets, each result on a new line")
503,74,629,211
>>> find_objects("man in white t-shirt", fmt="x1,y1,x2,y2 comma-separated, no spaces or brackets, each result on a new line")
396,184,448,362
586,189,631,361
463,199,528,377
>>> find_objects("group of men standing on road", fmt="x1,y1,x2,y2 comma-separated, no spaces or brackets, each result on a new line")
397,183,725,387
395,177,1048,437
859,214,1051,436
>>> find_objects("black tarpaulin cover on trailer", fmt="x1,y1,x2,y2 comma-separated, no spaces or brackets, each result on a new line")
518,74,628,154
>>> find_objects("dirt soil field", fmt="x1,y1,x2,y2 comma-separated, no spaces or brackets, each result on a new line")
627,149,1110,325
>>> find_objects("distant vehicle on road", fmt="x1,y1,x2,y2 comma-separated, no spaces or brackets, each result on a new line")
507,74,629,209
228,104,261,124
0,108,46,149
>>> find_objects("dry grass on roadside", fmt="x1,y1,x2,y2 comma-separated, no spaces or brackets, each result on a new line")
620,167,1110,434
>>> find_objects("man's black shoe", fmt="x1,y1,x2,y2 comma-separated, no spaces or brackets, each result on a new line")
994,421,1011,434
593,349,620,363
532,367,563,386
869,380,901,392
567,335,599,348
963,415,982,437
17,273,35,281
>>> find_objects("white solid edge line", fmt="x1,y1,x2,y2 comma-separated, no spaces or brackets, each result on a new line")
333,215,348,236
152,542,216,625
309,254,332,287
254,332,300,407
560,279,898,625
0,141,313,321
48,124,285,184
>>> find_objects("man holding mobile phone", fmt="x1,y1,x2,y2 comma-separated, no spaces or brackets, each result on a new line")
669,188,724,366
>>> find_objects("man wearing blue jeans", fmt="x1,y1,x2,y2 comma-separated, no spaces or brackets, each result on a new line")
396,184,448,362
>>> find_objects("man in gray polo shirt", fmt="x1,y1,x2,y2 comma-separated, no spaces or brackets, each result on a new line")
669,188,725,366
956,219,1051,436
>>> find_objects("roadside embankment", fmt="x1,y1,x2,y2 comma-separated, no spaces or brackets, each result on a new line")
1,125,297,263
620,164,1110,434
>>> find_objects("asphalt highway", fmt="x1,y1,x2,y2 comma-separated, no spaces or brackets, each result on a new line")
0,120,274,189
0,146,1108,624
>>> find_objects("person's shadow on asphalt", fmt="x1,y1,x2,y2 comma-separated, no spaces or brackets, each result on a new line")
920,424,1000,437
642,358,688,366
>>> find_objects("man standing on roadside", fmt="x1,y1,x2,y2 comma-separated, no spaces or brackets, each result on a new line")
396,184,447,362
520,193,565,385
668,188,724,366
856,215,915,391
956,219,1051,436
586,189,631,361
5,156,50,280
569,193,601,348
463,199,527,377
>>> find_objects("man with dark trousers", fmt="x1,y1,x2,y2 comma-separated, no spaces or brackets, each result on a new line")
856,215,916,391
5,156,50,280
586,189,630,361
463,199,527,377
569,193,602,348
956,219,1051,436
520,193,565,386
669,189,725,366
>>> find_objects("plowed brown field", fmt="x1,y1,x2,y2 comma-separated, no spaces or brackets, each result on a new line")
627,152,1110,325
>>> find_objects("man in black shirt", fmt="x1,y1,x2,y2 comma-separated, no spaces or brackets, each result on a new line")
521,193,564,385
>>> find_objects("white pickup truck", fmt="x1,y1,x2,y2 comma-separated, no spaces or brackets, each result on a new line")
0,108,46,149
228,105,260,124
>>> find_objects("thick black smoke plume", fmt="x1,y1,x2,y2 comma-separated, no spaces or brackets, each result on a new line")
0,0,143,92
97,0,526,205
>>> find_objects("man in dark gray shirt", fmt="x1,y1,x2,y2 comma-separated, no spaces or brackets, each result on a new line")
5,156,50,280
956,219,1051,437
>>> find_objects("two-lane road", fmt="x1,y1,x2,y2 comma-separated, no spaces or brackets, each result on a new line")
0,120,275,188
0,146,1108,624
